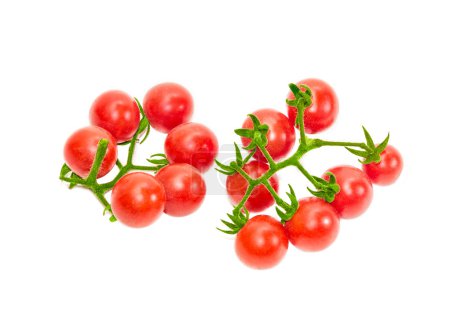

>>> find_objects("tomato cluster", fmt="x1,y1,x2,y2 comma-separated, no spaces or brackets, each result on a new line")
61,83,217,227
218,78,403,269
61,78,403,270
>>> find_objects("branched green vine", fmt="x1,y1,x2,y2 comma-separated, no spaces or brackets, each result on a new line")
217,83,389,233
59,99,168,222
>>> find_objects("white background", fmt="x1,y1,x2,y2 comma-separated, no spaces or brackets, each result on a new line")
1,1,449,313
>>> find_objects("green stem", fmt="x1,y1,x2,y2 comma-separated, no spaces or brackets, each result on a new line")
130,165,160,171
259,145,276,168
86,139,109,184
313,139,368,150
234,166,255,183
261,180,290,210
297,105,307,146
293,161,321,189
233,183,256,212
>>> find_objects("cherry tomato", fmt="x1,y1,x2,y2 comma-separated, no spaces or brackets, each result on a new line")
111,172,165,228
64,126,117,178
143,82,193,133
362,145,403,186
284,197,340,251
226,160,279,212
241,109,295,161
235,215,288,269
89,90,140,143
324,166,373,219
287,78,339,134
165,122,218,172
155,163,206,217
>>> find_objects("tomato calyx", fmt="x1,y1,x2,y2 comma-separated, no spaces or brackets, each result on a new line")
306,172,340,203
345,126,390,164
217,82,394,233
235,114,269,151
217,206,250,235
286,83,313,144
60,99,168,222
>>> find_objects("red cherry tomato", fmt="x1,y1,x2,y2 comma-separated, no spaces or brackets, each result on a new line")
64,126,117,178
362,145,403,185
89,90,140,143
155,163,206,217
111,172,165,228
241,109,295,161
165,122,218,172
143,82,193,133
235,215,288,269
284,197,340,251
324,166,373,219
287,78,339,134
226,160,279,212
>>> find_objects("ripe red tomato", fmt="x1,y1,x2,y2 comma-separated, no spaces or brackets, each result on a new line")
284,197,340,251
362,145,403,186
235,215,288,269
226,160,279,212
143,82,193,133
165,122,218,172
287,78,339,134
241,109,295,161
155,163,206,217
324,166,373,219
111,172,165,228
89,90,141,143
64,126,117,178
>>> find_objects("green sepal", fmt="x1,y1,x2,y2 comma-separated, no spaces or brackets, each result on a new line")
215,159,236,176
109,215,117,222
69,172,81,189
362,126,376,149
275,184,299,223
60,163,71,177
217,206,249,235
146,153,169,171
234,143,243,167
234,128,254,138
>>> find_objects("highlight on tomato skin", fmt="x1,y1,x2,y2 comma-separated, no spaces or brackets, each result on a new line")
284,197,340,252
226,160,279,212
241,108,295,161
111,172,166,228
235,215,289,270
63,126,118,179
89,90,141,143
362,145,403,186
287,78,339,134
324,166,373,219
143,82,194,134
155,163,206,217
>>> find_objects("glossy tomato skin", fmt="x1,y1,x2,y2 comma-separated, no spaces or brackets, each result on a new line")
143,82,193,133
89,90,140,143
362,145,403,186
111,172,165,228
285,197,340,251
241,109,295,161
64,126,117,178
226,160,279,212
324,166,373,219
165,122,218,172
287,78,339,134
155,163,206,217
235,215,288,270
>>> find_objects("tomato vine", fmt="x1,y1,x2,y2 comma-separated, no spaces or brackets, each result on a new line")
59,99,168,222
216,83,390,232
